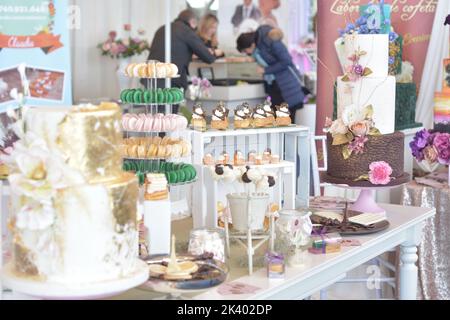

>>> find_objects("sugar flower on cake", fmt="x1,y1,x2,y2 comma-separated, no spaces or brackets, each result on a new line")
325,104,380,160
355,161,393,185
341,50,373,82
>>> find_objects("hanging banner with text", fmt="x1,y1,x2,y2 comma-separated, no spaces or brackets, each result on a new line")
316,0,437,134
0,0,72,112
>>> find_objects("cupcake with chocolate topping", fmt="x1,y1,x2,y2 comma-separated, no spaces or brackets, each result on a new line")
252,105,268,128
211,101,229,130
275,103,291,126
234,104,251,129
262,98,275,127
191,103,207,131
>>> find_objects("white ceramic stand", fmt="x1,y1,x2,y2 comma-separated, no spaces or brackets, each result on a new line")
144,200,171,255
1,260,149,300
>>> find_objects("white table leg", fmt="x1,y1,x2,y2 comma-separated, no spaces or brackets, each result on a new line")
399,244,418,300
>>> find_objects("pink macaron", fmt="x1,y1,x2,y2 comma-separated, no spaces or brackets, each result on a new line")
152,115,162,132
127,116,138,131
177,115,188,130
144,115,154,131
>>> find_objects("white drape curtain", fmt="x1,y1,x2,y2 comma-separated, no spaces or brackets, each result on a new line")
70,0,185,103
416,1,450,129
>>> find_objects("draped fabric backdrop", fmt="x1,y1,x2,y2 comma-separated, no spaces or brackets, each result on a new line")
416,0,450,129
70,0,185,103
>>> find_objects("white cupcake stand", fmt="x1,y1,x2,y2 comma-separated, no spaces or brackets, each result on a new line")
191,125,311,229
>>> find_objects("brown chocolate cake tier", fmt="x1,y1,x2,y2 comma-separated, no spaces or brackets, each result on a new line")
326,132,405,180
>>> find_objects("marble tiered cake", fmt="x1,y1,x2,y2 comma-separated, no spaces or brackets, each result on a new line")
434,59,450,133
325,3,408,187
3,102,141,286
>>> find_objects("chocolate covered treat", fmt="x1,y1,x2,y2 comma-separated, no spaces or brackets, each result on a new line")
234,104,251,129
211,102,229,130
262,98,275,127
275,103,291,126
252,105,268,128
191,103,207,131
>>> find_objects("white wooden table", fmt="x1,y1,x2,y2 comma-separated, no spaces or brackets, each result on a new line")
117,203,435,300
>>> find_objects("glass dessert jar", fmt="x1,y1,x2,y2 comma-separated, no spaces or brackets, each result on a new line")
188,228,226,262
274,209,313,266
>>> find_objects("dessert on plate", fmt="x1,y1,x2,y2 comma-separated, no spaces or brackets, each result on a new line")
275,103,291,126
191,103,207,131
211,102,229,130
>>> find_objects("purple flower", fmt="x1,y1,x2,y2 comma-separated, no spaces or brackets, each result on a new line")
444,14,450,26
432,132,450,164
356,17,367,26
200,78,211,89
359,25,369,34
348,136,369,155
389,32,398,42
389,56,395,65
410,129,433,161
353,64,364,76
191,77,201,86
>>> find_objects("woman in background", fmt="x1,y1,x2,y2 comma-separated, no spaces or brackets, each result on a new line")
197,13,225,58
236,25,304,122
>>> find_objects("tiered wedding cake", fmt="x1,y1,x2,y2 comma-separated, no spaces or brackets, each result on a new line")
2,102,141,286
325,1,408,186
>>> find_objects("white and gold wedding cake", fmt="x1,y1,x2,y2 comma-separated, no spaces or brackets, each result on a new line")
2,102,140,286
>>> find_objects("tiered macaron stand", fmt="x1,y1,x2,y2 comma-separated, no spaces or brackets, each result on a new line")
191,125,311,229
120,62,195,256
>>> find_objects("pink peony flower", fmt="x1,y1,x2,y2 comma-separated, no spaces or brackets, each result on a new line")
102,42,111,52
110,42,119,55
368,161,393,185
432,132,450,164
108,31,117,40
350,120,369,136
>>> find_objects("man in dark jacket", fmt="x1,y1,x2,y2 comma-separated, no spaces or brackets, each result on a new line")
237,25,304,122
144,9,216,91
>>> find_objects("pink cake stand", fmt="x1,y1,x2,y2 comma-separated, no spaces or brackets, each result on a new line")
331,184,407,216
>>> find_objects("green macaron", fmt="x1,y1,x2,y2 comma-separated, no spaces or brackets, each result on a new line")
120,89,129,102
133,90,143,104
156,89,164,104
168,171,178,184
176,170,186,183
144,90,151,103
125,89,135,103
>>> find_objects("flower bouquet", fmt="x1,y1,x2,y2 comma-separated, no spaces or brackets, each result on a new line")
324,104,381,160
98,25,150,59
410,129,450,177
187,77,212,101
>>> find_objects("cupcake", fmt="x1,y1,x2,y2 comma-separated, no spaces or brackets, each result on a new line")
262,98,275,127
211,102,229,130
275,103,291,126
191,103,207,131
234,105,251,129
252,105,268,128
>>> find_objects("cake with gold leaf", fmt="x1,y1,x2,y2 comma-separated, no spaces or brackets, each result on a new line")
2,102,141,286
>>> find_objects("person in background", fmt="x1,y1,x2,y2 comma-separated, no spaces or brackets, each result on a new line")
197,14,224,58
258,0,280,28
231,0,261,29
144,9,216,94
236,25,304,123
